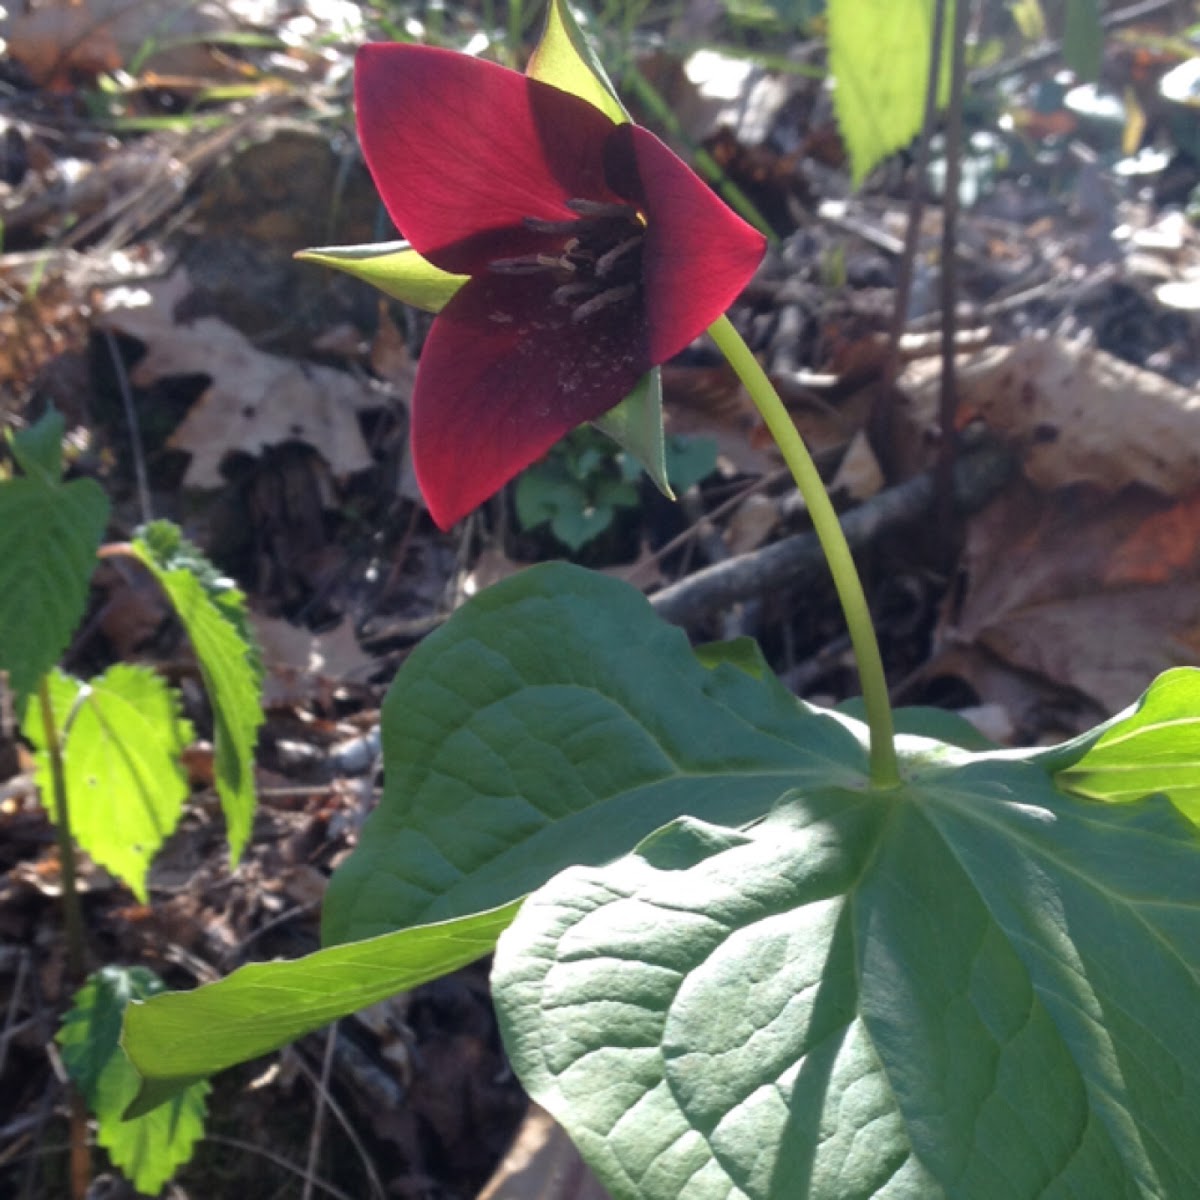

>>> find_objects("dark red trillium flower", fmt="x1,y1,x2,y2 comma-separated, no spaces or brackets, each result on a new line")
356,43,766,529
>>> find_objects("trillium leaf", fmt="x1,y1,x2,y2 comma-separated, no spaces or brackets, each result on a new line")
121,900,521,1116
60,966,209,1195
294,242,468,313
592,368,673,499
321,562,867,944
828,0,954,184
527,0,628,124
132,522,263,865
1056,666,1200,823
495,754,1200,1199
24,665,193,902
0,411,109,715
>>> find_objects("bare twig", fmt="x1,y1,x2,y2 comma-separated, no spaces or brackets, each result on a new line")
649,442,1015,628
301,1025,339,1200
102,329,152,525
935,0,971,543
887,0,949,378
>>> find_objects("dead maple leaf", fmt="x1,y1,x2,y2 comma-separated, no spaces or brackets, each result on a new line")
935,479,1200,716
100,272,384,486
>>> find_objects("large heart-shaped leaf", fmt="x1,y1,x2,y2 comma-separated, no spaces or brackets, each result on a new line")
495,752,1200,1199
322,563,867,944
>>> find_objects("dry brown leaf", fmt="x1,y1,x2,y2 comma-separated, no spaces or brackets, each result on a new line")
100,272,384,485
478,1105,611,1200
899,337,1200,495
251,613,375,709
5,0,236,87
829,429,884,501
935,480,1200,715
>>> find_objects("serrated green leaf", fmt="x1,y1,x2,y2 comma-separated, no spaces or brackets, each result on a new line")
828,0,954,184
496,752,1200,1199
0,414,109,715
132,523,263,864
1057,666,1200,822
294,242,468,312
24,665,194,901
60,966,208,1196
321,562,866,945
121,899,521,1116
527,0,628,123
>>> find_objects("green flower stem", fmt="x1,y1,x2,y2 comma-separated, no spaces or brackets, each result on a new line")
37,676,86,980
707,315,900,788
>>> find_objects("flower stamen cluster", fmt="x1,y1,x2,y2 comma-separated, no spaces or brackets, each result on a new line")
490,199,647,326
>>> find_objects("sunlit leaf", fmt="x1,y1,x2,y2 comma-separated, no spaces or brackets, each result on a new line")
527,0,628,123
497,756,1200,1198
295,242,468,313
24,666,193,901
132,522,263,864
122,900,521,1116
827,0,954,184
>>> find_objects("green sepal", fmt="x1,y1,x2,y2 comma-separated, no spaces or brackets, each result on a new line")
527,0,628,124
295,242,468,313
592,368,672,499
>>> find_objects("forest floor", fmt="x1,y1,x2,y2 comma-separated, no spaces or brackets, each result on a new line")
2,0,1200,1195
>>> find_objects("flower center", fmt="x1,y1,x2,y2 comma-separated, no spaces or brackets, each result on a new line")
488,198,646,323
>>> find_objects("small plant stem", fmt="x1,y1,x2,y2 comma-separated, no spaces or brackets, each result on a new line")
707,315,900,788
36,678,91,1199
36,680,85,982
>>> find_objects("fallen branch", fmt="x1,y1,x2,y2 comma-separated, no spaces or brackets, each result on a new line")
650,441,1015,627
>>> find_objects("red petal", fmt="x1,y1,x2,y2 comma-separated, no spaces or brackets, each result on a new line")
411,273,651,528
356,44,623,275
605,124,766,364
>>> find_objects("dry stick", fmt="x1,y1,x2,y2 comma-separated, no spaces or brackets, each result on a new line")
650,441,1014,628
34,682,90,1200
103,329,152,525
203,1135,361,1200
885,0,949,380
291,1040,387,1200
967,0,1180,86
301,1023,339,1200
935,0,971,545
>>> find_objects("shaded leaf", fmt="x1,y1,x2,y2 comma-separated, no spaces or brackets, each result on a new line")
60,966,208,1196
496,755,1200,1199
321,563,866,945
24,665,193,901
132,522,263,864
122,900,521,1116
0,412,108,714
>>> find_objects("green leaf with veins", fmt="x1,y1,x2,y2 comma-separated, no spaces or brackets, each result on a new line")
60,966,208,1195
0,411,109,715
132,521,263,864
828,0,954,184
121,900,521,1116
321,562,867,945
1056,666,1200,822
24,665,193,901
496,755,1200,1199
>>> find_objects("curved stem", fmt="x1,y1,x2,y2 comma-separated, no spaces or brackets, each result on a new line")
707,315,900,788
